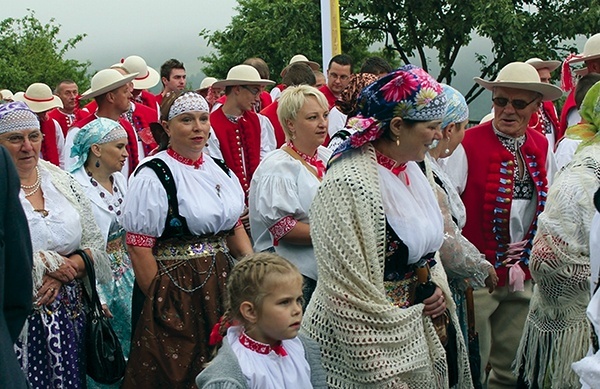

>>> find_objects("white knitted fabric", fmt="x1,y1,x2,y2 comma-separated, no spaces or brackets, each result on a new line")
515,143,600,388
302,144,472,388
32,160,112,292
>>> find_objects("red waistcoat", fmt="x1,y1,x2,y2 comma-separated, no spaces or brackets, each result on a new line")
210,107,262,197
318,85,337,110
529,101,560,142
260,101,286,148
48,108,88,137
461,121,549,286
558,89,577,144
39,119,60,166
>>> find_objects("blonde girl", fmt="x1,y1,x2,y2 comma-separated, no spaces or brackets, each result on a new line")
196,253,327,388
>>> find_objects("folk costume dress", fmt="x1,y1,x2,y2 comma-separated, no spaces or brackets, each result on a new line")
121,148,245,389
196,325,328,389
249,143,331,298
72,167,134,375
302,144,472,388
14,160,110,389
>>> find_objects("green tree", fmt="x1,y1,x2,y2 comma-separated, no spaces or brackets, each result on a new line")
0,10,90,93
199,0,373,82
342,0,600,103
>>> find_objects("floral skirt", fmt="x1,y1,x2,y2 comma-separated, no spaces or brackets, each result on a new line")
122,235,235,389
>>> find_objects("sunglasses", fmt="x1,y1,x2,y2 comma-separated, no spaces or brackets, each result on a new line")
241,85,261,96
491,96,538,110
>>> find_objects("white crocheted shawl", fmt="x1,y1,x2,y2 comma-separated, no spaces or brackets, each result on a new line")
302,144,472,388
515,143,600,388
31,160,111,293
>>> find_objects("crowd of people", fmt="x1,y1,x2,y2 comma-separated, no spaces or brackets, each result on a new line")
2,32,600,389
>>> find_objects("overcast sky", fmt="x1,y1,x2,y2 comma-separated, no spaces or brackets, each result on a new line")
3,0,239,89
2,1,587,119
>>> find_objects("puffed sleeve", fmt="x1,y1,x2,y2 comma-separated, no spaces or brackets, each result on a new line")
251,173,302,244
121,166,169,239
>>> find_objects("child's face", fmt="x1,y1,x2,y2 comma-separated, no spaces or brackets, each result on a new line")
247,274,304,346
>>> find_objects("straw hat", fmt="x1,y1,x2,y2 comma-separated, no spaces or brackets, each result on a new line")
525,57,561,72
568,33,600,64
198,77,218,91
474,62,563,101
212,65,274,88
280,54,320,77
20,83,63,113
81,69,139,99
0,89,14,100
117,55,160,90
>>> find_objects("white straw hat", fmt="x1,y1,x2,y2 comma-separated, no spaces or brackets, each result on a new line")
20,83,63,113
198,77,218,91
212,65,274,88
117,55,160,90
525,57,561,72
81,69,139,99
0,89,14,101
280,54,320,77
474,62,563,101
568,33,600,64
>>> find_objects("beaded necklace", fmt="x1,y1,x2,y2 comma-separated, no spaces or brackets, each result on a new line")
86,170,123,216
21,166,41,197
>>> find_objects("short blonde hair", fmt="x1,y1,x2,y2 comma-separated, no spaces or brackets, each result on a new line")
277,85,328,140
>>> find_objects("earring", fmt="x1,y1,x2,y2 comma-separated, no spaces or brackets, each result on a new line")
444,138,450,154
396,137,400,147
95,159,100,168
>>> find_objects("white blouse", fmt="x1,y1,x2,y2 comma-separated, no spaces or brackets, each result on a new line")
20,164,82,256
227,326,312,389
122,151,245,237
249,146,332,280
72,167,127,247
378,161,444,264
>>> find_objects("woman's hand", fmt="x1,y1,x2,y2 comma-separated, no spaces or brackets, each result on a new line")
47,258,78,283
485,267,499,293
36,275,62,306
102,304,114,318
422,287,446,318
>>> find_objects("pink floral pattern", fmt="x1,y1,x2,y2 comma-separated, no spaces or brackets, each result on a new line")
239,330,288,357
125,232,156,248
381,71,419,102
268,215,297,246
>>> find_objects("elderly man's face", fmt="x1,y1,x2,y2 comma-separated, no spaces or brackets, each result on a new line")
537,68,552,83
492,87,541,138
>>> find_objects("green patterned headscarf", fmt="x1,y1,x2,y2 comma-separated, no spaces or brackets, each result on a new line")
566,80,600,151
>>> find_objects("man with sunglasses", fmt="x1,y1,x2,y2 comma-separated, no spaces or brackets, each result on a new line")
208,64,276,203
443,62,562,389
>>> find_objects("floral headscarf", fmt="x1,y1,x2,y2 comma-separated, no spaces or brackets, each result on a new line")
331,65,447,160
441,84,469,130
566,80,600,150
335,73,379,116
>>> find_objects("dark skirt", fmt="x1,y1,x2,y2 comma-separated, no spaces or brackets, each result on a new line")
122,235,235,389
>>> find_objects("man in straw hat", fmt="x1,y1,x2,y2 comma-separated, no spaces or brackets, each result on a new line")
63,68,140,177
208,64,276,202
270,54,320,101
17,83,66,167
525,57,562,149
559,33,600,138
48,80,87,137
118,55,161,115
443,61,562,388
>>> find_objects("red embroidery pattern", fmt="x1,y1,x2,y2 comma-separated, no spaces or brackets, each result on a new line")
375,150,410,185
239,331,288,357
167,147,204,169
125,232,156,248
286,142,325,178
268,215,297,246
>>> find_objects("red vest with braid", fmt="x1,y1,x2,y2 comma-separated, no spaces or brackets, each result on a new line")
48,108,88,137
461,121,549,287
210,106,262,197
39,118,60,166
529,101,560,144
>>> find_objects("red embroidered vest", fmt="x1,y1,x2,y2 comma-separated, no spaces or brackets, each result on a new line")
260,101,286,147
210,107,262,197
558,89,577,144
318,85,337,110
529,101,560,143
48,108,88,137
461,121,548,287
39,118,60,166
